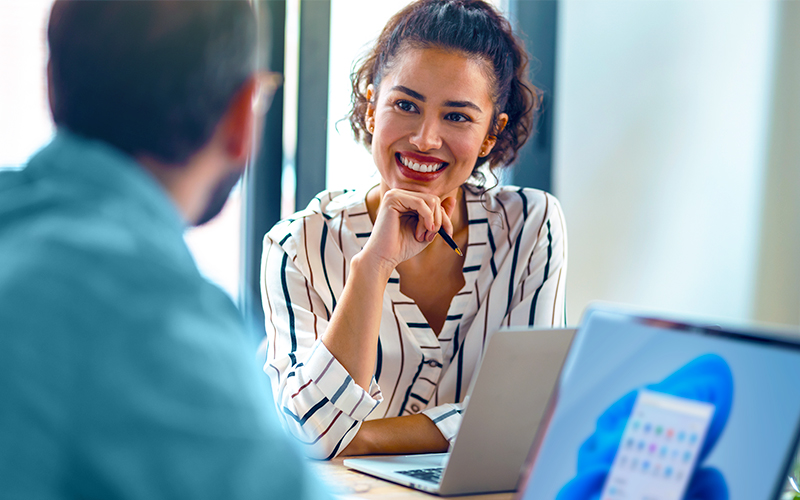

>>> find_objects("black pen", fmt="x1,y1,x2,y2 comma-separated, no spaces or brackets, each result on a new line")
438,228,463,256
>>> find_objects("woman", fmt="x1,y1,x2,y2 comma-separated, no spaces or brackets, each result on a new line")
261,0,567,460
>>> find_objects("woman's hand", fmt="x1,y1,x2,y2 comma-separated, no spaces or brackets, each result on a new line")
362,188,457,273
317,189,456,406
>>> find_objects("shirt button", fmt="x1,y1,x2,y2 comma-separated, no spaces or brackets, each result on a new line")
410,404,420,413
427,360,439,367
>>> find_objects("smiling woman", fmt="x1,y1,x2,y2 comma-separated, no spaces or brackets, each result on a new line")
364,48,506,200
260,0,567,460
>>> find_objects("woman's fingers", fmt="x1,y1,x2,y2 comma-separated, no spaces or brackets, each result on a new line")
440,203,454,240
370,188,456,262
385,189,438,231
441,196,457,218
431,200,443,241
415,217,428,242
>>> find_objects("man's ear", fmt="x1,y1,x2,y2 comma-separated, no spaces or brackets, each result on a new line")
219,75,261,163
47,60,57,121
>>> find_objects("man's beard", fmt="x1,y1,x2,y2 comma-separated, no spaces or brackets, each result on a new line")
193,170,242,226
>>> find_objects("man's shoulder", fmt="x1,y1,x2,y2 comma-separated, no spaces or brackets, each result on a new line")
0,199,229,344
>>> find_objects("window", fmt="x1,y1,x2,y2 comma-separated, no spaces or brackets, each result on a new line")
0,0,54,170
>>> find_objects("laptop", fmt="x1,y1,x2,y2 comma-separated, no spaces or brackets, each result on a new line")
344,326,576,496
514,306,800,500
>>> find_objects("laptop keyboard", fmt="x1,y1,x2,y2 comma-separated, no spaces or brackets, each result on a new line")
396,467,444,483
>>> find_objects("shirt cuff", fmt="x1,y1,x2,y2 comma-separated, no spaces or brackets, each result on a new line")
422,403,464,444
304,340,383,421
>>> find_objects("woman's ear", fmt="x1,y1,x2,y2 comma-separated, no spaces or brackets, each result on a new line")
479,113,509,157
365,84,376,134
494,113,508,135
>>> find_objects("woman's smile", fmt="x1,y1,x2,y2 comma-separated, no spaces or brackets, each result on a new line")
396,152,447,179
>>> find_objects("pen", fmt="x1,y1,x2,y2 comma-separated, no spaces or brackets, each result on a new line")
438,227,463,256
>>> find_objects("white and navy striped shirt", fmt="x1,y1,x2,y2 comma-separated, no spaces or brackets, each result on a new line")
261,185,567,459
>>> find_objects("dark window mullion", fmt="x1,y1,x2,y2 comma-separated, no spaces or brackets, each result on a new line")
507,0,558,193
294,0,331,211
241,0,287,337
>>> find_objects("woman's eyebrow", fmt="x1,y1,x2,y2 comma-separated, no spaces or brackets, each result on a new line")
390,85,484,113
391,85,425,101
444,100,483,113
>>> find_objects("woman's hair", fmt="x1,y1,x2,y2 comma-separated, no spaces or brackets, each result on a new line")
348,0,541,185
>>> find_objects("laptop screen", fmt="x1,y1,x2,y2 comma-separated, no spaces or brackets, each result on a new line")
516,308,800,500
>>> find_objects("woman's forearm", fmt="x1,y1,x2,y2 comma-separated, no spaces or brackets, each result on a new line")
320,250,394,391
339,414,450,456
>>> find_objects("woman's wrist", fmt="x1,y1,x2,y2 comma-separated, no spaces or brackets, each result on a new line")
341,423,375,457
351,248,395,284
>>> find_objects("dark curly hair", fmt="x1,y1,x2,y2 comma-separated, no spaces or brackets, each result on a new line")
348,0,540,185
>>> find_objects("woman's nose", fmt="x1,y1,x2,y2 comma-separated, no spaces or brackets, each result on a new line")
408,117,442,152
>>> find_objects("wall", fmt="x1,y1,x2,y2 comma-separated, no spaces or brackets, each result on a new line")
553,0,787,326
753,0,800,327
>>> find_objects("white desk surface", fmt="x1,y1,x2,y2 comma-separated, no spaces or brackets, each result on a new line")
312,457,516,500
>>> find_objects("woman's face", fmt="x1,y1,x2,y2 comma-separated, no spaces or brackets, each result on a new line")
367,47,506,200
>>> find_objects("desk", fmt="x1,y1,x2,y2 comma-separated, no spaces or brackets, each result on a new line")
312,458,515,500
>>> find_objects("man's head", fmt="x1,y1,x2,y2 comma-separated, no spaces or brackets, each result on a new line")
47,0,267,225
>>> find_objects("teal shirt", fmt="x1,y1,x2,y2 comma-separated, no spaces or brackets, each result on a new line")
0,133,328,499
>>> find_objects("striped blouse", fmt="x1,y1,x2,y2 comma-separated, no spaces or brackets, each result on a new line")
260,185,567,459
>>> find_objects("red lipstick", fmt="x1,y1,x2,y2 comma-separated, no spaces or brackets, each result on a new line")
395,152,448,182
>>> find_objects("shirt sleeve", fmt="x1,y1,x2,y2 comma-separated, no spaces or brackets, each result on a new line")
261,234,383,460
507,191,569,328
421,403,465,444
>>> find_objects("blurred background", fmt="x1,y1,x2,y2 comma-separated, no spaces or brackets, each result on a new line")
1,0,797,329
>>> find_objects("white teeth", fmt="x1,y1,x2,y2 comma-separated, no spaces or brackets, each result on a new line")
400,155,443,173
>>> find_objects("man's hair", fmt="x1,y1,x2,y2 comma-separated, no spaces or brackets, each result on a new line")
48,0,258,164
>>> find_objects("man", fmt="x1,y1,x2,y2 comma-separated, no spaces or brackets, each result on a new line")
0,1,327,498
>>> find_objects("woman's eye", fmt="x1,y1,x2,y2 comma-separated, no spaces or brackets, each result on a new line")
395,100,417,113
445,112,471,123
